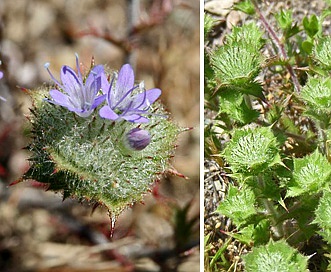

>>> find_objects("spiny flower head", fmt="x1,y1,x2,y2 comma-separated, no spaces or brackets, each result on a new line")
20,55,181,217
99,64,161,123
44,54,106,117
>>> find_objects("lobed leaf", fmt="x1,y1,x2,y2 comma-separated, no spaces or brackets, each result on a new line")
313,190,331,244
303,14,320,38
226,23,265,50
209,24,265,98
218,90,260,125
301,76,331,114
313,36,331,69
216,184,257,228
222,127,282,176
286,149,331,198
242,239,308,272
233,0,255,15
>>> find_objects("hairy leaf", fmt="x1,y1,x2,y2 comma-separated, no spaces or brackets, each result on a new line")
286,149,331,198
243,239,308,272
313,36,331,69
216,184,257,227
301,76,331,113
222,127,282,176
313,190,331,244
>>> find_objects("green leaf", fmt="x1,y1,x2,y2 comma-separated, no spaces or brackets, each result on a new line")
209,23,265,98
303,15,320,38
226,23,264,50
253,219,271,246
210,44,262,90
301,76,331,115
228,224,255,245
275,9,293,30
222,127,282,176
313,190,331,244
246,173,281,201
227,219,271,246
209,237,231,268
313,36,331,69
204,14,216,42
274,9,300,39
286,149,331,198
233,0,255,15
219,90,260,125
301,40,314,54
216,184,257,227
242,239,309,272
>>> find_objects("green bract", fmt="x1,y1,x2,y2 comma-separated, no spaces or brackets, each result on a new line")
23,87,179,215
242,239,308,272
287,149,331,198
222,127,281,175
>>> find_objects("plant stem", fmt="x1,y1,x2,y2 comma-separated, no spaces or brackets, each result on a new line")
251,0,301,93
257,174,284,239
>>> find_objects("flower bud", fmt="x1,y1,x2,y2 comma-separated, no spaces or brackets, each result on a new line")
126,128,151,151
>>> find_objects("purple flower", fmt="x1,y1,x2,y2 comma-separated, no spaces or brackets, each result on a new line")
125,128,151,151
99,64,161,123
45,54,106,117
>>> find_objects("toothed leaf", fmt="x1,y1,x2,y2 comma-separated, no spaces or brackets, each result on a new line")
243,239,309,272
222,127,282,176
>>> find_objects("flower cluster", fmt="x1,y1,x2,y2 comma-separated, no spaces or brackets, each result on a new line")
45,54,161,122
24,54,179,216
44,54,162,151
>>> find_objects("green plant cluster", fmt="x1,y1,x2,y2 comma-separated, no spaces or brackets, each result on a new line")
205,0,331,271
23,80,179,216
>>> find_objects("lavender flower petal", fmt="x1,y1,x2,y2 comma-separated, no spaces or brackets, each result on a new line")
132,88,161,109
123,114,149,123
49,89,72,108
99,64,161,123
45,54,106,117
116,64,134,98
99,105,119,120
